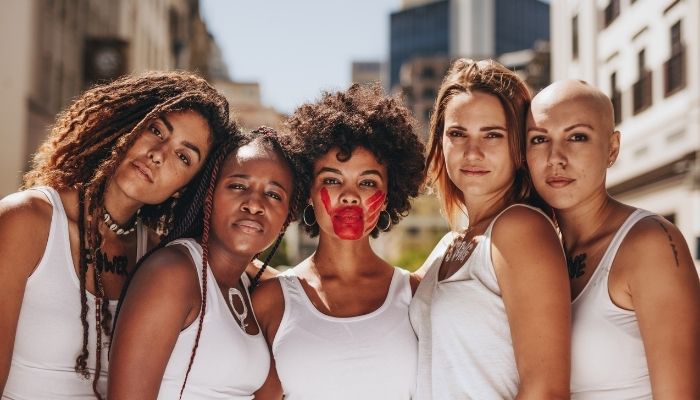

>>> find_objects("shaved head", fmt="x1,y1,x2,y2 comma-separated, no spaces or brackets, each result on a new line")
531,80,616,134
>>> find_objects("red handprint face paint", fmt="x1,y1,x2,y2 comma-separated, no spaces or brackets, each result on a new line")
320,187,386,240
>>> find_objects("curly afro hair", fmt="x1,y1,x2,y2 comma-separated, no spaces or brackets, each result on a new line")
286,83,426,238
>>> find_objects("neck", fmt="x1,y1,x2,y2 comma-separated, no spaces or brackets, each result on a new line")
312,233,387,279
101,181,143,225
205,236,252,288
463,191,510,230
555,189,618,252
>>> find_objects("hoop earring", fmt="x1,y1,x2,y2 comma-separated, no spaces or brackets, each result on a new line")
303,204,316,226
378,210,392,231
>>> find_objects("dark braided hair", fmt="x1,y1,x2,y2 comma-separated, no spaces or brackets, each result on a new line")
21,71,230,399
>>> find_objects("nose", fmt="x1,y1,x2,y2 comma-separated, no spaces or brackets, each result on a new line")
339,188,360,205
463,139,484,161
547,142,567,168
241,192,265,215
147,145,164,165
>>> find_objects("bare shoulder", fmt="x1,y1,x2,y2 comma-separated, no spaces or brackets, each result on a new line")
492,205,558,245
0,190,53,227
251,277,284,316
129,244,200,296
618,215,697,278
0,191,54,277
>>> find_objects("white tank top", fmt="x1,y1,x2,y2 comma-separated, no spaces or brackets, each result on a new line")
410,204,557,400
3,186,146,399
272,267,417,400
156,238,270,399
571,209,654,399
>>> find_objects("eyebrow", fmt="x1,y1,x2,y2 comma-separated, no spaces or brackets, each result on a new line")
564,123,594,131
360,169,384,179
159,115,174,133
446,124,507,131
317,167,384,179
181,140,202,161
227,174,289,193
526,126,547,134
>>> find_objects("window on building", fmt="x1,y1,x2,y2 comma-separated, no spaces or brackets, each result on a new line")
421,67,436,79
665,20,686,96
422,87,436,101
633,48,652,114
610,72,622,124
572,14,579,60
604,0,621,27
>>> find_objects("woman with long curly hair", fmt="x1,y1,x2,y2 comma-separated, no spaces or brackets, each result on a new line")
252,84,426,400
0,71,230,399
409,59,570,399
108,127,305,400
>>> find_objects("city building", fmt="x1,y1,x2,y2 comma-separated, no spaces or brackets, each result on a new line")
0,0,222,196
351,61,383,85
550,0,700,266
214,80,286,131
389,0,550,89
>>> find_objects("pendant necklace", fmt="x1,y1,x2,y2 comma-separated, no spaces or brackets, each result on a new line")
444,228,477,265
227,287,248,330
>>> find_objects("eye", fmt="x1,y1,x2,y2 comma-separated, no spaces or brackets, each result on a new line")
445,129,465,138
360,179,377,188
529,135,548,145
485,131,504,139
322,177,340,185
569,133,588,142
227,183,246,190
177,152,191,166
149,125,163,139
266,191,283,201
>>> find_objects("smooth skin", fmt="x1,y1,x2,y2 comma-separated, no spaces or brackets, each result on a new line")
252,147,421,400
439,92,571,399
527,80,700,399
0,110,212,392
108,141,293,399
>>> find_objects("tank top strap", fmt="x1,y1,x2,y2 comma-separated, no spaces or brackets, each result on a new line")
29,186,66,224
277,269,305,309
135,221,148,260
591,209,655,286
391,267,412,304
165,238,219,312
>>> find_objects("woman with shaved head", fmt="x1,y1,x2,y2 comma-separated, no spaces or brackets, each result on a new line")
526,79,700,399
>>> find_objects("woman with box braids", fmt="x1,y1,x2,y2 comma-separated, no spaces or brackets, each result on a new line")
109,126,305,400
0,71,230,399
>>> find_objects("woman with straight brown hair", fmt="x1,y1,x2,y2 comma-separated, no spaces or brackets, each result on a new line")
410,59,571,399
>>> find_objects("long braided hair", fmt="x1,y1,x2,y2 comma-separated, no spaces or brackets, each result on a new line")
21,71,230,399
113,126,306,398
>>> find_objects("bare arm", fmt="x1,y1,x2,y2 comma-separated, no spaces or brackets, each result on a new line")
619,217,700,399
251,278,285,400
0,192,52,392
492,206,571,400
108,246,200,400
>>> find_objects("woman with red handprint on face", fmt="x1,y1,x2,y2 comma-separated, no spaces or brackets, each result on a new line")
250,84,426,400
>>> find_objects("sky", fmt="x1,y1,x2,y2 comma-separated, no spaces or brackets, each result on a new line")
200,0,402,115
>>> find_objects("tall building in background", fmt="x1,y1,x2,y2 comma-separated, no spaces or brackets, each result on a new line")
389,0,550,89
550,0,700,266
351,61,383,85
0,0,223,196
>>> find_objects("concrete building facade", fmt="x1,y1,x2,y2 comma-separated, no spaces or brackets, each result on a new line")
550,0,700,265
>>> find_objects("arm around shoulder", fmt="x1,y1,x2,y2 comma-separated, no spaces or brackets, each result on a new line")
491,206,571,400
0,191,53,391
108,245,201,400
619,216,700,399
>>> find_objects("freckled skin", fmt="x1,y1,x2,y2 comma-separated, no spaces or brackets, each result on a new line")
319,187,386,240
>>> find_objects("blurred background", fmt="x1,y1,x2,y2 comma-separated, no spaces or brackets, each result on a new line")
1,0,698,270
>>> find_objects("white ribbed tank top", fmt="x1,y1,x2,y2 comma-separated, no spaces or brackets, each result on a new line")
156,238,270,399
3,186,146,399
272,267,417,400
571,209,654,399
409,204,557,400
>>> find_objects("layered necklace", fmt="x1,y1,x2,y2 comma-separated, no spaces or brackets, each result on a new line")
79,190,138,276
227,286,249,331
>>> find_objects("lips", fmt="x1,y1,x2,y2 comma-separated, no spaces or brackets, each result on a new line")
131,160,154,183
460,167,489,176
233,219,264,234
545,176,575,188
